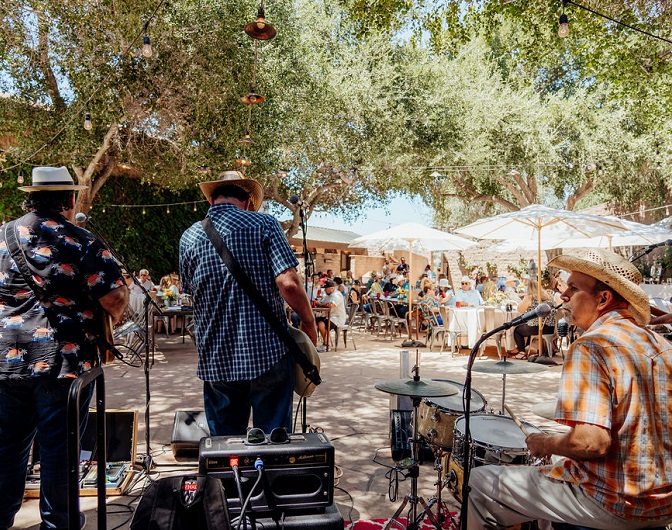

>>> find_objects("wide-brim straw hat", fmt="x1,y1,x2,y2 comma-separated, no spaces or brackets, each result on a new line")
19,166,88,192
505,276,517,283
438,278,451,288
199,170,264,212
548,248,650,325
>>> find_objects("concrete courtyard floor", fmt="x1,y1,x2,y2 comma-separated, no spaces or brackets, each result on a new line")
13,325,565,529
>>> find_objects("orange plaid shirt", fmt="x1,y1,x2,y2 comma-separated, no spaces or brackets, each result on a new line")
542,310,672,520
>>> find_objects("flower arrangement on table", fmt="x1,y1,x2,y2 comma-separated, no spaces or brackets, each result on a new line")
486,291,507,306
396,288,407,301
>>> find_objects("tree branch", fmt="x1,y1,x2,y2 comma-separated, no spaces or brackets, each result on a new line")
35,10,66,112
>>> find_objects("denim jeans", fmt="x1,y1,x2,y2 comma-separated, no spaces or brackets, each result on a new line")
203,354,294,436
0,378,93,530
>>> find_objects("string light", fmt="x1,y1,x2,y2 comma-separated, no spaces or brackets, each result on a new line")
17,172,24,184
142,22,153,58
560,0,672,45
83,112,93,131
166,206,170,214
0,0,168,175
142,207,146,215
193,203,198,212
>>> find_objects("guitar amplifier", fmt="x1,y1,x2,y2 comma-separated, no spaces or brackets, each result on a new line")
199,432,334,514
171,411,210,458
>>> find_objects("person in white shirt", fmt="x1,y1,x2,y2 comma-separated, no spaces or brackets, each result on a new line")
130,268,156,294
314,279,346,352
454,276,484,306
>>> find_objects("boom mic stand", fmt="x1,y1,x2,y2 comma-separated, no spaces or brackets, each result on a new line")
297,202,313,433
77,214,162,469
459,326,506,530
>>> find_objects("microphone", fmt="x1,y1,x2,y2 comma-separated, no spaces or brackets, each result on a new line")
493,302,553,332
75,212,89,223
288,194,301,205
647,239,672,251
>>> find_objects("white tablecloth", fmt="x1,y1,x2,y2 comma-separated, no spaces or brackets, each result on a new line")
641,284,672,301
447,307,482,348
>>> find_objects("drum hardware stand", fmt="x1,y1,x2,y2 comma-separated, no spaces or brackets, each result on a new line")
384,365,444,530
414,447,459,530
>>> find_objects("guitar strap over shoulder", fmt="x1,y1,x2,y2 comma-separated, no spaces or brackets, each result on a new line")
201,217,321,389
3,220,121,363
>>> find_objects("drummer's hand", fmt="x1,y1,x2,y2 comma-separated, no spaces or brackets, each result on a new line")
526,433,553,460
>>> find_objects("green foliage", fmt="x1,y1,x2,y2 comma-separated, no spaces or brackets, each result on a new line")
93,177,206,275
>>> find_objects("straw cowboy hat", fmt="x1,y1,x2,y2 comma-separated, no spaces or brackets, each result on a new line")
548,248,650,325
438,278,451,289
505,276,517,284
199,170,264,212
19,166,88,192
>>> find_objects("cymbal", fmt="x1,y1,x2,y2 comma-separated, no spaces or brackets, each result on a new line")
374,378,459,397
466,360,548,375
531,401,557,421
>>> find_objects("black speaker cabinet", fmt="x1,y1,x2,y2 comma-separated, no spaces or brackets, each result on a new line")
171,410,210,458
251,501,343,529
199,432,334,514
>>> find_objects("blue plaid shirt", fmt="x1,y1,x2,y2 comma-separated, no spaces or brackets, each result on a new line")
179,204,298,382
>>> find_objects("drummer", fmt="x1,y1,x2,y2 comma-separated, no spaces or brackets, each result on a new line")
467,249,672,529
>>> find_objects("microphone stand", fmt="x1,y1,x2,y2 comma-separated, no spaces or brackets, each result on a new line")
459,326,504,530
79,216,162,469
297,203,313,433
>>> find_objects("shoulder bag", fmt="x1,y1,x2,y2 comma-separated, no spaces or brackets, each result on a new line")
3,220,120,364
201,217,321,397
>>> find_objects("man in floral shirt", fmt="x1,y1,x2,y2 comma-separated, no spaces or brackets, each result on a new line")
0,166,128,529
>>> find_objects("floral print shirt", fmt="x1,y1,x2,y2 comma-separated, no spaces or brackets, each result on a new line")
0,211,124,379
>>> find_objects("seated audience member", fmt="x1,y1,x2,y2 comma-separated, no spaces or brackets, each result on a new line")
481,275,498,301
509,279,556,359
314,279,346,352
396,257,410,275
333,276,346,294
503,275,521,302
467,249,672,529
130,268,156,294
366,274,384,297
476,275,488,294
437,278,455,306
418,283,443,325
454,276,484,307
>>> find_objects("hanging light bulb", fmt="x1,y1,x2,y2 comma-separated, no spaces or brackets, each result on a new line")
84,112,93,130
236,154,252,166
239,131,256,145
244,1,277,40
166,206,170,214
17,173,24,184
558,12,569,37
193,203,198,212
142,35,152,57
0,180,3,188
142,207,146,215
276,169,289,178
558,1,569,38
241,87,265,105
102,206,106,213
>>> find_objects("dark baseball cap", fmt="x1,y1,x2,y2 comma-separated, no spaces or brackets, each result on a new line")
323,279,335,288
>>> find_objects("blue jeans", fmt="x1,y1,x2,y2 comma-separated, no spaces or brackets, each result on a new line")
203,354,294,436
0,378,93,530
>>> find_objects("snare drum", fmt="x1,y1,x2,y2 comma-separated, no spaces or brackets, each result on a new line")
446,414,542,502
417,380,486,449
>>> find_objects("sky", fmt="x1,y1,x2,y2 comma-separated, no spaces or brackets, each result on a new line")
305,193,435,236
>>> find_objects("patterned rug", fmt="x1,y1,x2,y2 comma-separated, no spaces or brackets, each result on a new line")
345,516,458,529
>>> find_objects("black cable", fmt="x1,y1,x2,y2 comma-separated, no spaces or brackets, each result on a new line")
335,485,356,530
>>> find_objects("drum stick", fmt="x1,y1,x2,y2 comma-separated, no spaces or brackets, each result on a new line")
504,404,530,437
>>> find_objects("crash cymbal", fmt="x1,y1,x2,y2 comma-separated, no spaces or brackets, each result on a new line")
466,360,548,375
374,378,459,397
531,401,557,421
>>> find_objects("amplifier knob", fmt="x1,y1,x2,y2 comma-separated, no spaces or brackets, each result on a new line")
289,456,296,464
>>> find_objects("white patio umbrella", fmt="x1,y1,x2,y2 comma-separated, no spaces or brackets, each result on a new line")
556,218,672,251
349,222,477,335
456,205,629,355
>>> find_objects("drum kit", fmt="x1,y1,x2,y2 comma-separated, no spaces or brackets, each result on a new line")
374,356,552,530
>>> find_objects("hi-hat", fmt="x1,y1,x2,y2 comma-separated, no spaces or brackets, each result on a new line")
531,401,557,420
374,378,459,398
466,360,548,375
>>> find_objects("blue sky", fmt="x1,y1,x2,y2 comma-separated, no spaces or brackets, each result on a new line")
307,193,434,236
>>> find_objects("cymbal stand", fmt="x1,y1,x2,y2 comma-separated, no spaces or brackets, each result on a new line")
385,365,443,530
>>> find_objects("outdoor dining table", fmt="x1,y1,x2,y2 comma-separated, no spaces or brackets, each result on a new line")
444,305,520,351
151,306,194,356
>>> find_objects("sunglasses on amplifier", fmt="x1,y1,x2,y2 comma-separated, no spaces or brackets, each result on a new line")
245,427,290,445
